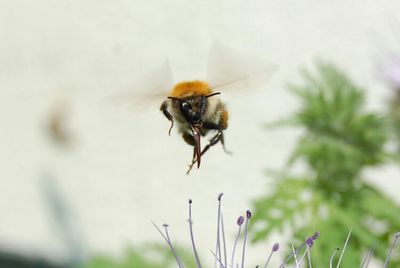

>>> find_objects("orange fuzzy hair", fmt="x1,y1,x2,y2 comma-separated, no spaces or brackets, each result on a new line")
220,109,229,130
169,80,212,98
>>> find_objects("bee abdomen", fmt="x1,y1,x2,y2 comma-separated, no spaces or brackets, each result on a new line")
219,109,229,130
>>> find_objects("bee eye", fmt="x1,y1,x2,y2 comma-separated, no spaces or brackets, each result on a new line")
181,102,191,110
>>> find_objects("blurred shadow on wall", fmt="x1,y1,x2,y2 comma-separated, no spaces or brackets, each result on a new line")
0,175,85,268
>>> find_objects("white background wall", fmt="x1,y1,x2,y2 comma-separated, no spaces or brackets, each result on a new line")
1,0,400,266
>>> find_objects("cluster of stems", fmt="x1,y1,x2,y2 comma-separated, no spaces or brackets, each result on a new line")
154,194,399,267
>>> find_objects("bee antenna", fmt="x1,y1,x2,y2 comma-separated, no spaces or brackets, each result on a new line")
206,92,221,98
168,96,181,101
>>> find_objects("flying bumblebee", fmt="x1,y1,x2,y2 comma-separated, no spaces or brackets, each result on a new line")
160,80,228,174
113,42,277,174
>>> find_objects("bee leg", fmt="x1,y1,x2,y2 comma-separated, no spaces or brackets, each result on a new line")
200,130,223,157
182,133,198,175
203,121,231,154
186,150,196,175
220,131,232,155
160,101,174,135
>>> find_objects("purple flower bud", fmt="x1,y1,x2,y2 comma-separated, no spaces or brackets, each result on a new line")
162,223,169,228
306,237,314,247
306,231,319,247
237,216,244,226
312,232,320,240
272,243,280,252
218,193,223,201
246,210,252,219
189,199,192,204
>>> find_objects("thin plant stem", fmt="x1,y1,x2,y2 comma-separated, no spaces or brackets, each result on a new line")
291,243,299,266
336,229,352,268
307,245,312,268
241,211,251,268
360,243,375,268
215,193,223,268
211,250,226,268
164,226,185,268
263,244,279,268
263,250,274,268
364,246,374,268
188,199,202,268
221,214,227,268
152,222,184,268
296,247,309,267
279,232,319,268
279,242,306,267
230,222,242,268
329,248,340,268
383,232,400,268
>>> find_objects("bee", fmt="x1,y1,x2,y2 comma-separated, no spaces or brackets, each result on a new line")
112,42,277,174
160,80,229,174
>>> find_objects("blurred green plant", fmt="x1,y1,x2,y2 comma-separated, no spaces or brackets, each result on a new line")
80,244,196,268
385,81,400,152
251,62,400,267
380,54,400,151
388,90,400,151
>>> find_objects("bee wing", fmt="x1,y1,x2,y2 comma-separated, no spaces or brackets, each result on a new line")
108,60,174,111
207,42,278,95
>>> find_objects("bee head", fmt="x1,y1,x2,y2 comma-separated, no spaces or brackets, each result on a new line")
180,99,202,123
168,92,220,125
